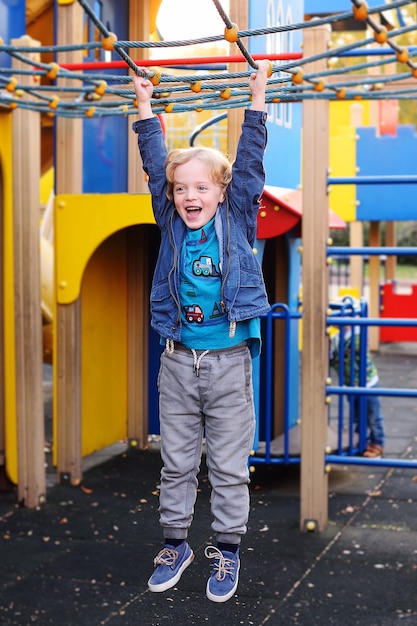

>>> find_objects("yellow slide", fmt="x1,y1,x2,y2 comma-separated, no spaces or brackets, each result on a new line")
40,174,54,364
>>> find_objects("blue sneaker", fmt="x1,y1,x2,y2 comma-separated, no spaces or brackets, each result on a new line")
148,542,194,592
205,545,240,603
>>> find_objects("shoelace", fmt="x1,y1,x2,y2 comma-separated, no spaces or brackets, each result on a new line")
204,546,235,581
153,547,179,568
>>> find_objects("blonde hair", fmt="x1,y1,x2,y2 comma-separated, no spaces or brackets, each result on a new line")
165,147,232,201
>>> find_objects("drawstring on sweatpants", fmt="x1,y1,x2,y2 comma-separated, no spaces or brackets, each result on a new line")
191,349,210,377
166,338,175,354
165,340,247,376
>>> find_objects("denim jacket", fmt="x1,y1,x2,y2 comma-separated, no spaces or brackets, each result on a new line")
132,109,271,342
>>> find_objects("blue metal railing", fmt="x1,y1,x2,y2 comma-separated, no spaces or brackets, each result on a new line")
329,246,417,257
251,243,417,469
250,303,301,467
325,243,417,468
326,310,417,469
328,175,417,186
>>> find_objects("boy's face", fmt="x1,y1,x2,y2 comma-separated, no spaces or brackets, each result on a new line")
172,157,225,230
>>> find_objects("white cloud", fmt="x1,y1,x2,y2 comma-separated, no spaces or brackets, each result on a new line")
157,0,230,40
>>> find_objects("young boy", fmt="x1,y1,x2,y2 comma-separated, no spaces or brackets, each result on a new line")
132,60,270,603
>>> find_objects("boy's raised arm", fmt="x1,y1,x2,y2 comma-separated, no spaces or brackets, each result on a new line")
249,59,270,112
132,69,154,120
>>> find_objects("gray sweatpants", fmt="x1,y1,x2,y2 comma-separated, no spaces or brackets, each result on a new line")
157,342,256,545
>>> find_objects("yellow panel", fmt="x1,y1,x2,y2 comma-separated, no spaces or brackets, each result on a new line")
55,192,154,304
150,0,163,33
329,100,371,135
81,231,128,456
329,125,356,222
338,286,360,300
0,112,18,484
41,235,54,321
40,167,54,206
328,100,372,223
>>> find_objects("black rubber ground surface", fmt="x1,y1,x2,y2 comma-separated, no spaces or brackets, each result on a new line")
1,349,416,625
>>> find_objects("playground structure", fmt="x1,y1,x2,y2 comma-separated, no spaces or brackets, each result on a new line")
1,0,417,533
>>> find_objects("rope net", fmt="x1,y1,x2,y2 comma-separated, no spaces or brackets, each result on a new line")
0,0,417,119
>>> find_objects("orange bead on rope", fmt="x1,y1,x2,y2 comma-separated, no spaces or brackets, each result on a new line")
48,95,60,110
396,48,409,64
224,23,239,43
374,27,388,44
191,81,202,93
46,62,60,80
101,32,117,51
95,80,107,96
313,78,325,92
150,68,161,86
352,1,368,21
5,77,17,93
292,68,303,85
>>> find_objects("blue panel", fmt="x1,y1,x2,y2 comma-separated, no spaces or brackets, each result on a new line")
356,126,417,221
81,0,129,192
305,0,349,12
305,0,392,13
83,116,128,192
249,0,303,189
286,235,301,429
0,0,26,68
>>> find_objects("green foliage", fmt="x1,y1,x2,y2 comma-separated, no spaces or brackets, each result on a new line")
330,221,417,265
329,226,349,247
398,100,417,127
396,221,417,265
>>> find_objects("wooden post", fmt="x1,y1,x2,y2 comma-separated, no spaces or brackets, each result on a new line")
369,221,381,351
366,18,384,352
11,36,46,506
385,221,396,281
380,37,397,284
350,221,364,296
55,2,83,196
126,0,152,448
128,0,151,194
127,227,150,448
227,0,247,159
349,104,364,296
55,1,84,483
300,24,330,532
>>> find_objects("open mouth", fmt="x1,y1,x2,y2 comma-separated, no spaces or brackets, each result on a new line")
186,206,202,215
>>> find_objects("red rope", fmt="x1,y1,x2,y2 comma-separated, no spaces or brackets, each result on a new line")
60,52,302,71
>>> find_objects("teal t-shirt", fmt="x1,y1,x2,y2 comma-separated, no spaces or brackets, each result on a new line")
177,216,260,355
